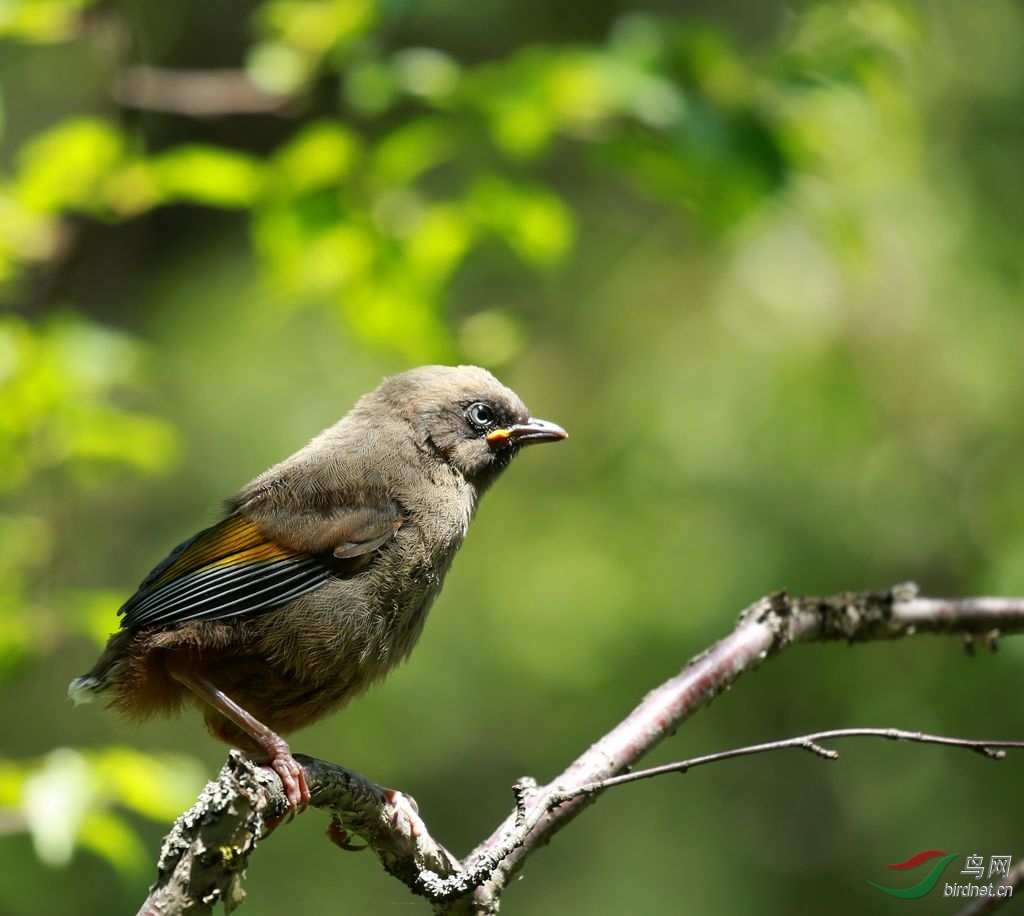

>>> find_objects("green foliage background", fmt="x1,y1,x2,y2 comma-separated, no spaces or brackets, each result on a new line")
1,0,1023,912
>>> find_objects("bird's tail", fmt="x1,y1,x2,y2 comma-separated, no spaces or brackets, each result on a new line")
68,628,135,706
67,673,108,706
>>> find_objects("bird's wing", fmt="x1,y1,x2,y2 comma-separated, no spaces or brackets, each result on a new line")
118,503,401,630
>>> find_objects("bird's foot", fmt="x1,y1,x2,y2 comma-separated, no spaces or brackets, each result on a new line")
382,787,424,838
272,750,311,812
325,817,368,851
247,739,310,816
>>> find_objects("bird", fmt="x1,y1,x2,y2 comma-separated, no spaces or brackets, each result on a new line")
69,365,567,808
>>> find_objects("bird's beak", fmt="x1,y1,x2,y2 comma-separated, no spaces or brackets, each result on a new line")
486,418,568,447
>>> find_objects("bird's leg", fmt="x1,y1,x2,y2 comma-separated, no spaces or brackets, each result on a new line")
165,657,310,811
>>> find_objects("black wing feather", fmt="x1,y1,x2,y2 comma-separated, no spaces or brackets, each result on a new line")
118,516,336,630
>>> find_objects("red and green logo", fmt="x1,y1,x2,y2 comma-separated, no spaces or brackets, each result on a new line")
869,850,959,898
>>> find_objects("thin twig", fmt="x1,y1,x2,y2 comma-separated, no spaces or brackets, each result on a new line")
554,728,1024,800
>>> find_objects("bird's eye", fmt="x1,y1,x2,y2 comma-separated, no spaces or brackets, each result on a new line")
466,402,496,430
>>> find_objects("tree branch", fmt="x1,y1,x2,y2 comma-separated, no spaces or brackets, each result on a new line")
466,583,1024,910
137,584,1024,914
136,752,466,916
956,857,1024,916
113,67,293,117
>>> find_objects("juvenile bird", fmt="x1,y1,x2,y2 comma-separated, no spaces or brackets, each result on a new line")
70,365,566,806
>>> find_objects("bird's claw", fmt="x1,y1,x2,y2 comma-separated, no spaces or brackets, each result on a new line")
272,752,310,815
382,787,424,838
325,818,368,851
249,744,309,819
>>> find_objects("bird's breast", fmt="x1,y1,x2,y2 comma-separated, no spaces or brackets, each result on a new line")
253,482,474,693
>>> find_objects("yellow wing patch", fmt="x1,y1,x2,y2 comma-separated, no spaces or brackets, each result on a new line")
145,516,300,590
121,514,332,629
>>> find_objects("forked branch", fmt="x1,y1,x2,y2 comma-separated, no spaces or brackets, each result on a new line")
138,584,1024,915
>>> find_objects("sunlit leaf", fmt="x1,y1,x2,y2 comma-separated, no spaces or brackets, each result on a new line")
1,747,205,874
340,280,450,360
546,53,612,129
0,190,58,265
0,0,98,42
14,119,124,214
76,810,148,877
246,40,311,94
392,47,461,100
0,759,25,805
94,748,206,822
345,59,398,115
488,95,554,159
608,13,669,67
370,118,453,185
102,162,163,216
61,589,125,647
274,121,361,192
470,177,573,267
150,146,267,209
22,749,96,867
0,315,179,488
405,203,475,284
54,409,180,477
258,0,376,56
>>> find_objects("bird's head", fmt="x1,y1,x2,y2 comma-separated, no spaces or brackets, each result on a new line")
375,365,567,488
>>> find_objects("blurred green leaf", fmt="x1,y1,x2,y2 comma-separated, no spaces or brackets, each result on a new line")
369,117,454,186
392,47,461,101
61,589,126,647
344,58,398,115
2,748,204,874
76,810,148,877
0,0,97,42
469,176,572,266
273,121,361,193
14,119,125,215
246,41,311,94
0,315,179,485
93,748,206,823
257,0,376,60
150,146,267,209
22,749,95,866
405,202,475,285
